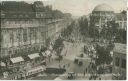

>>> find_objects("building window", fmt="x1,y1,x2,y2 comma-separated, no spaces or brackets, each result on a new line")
13,15,17,18
115,57,120,67
15,21,18,24
19,15,23,18
25,14,29,18
1,13,5,18
121,59,126,69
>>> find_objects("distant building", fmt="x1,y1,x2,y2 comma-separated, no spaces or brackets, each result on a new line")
115,12,127,30
89,4,127,42
112,43,126,80
90,4,115,32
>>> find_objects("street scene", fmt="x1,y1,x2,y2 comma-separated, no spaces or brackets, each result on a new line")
0,0,127,80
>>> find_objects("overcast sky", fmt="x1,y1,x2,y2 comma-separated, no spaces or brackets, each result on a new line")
1,0,127,16
44,0,127,16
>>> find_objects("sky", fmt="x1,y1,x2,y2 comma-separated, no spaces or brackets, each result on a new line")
44,0,127,16
1,0,127,16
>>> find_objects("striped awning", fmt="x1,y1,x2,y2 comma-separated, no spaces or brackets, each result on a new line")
28,53,40,59
10,57,24,63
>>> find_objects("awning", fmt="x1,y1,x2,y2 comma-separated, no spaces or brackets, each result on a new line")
42,52,46,56
49,45,53,50
52,54,58,59
27,66,44,73
28,53,40,59
45,50,51,56
54,77,63,80
10,57,24,63
0,61,6,66
112,73,120,76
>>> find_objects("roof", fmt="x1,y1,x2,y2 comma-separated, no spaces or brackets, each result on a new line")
1,1,33,12
0,1,65,19
10,57,24,63
113,43,126,54
93,4,114,12
115,13,127,21
28,53,40,59
0,61,6,66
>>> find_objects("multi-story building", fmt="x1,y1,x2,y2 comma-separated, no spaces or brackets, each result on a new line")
88,4,127,80
112,43,126,80
89,4,127,43
115,12,127,30
0,1,70,69
90,4,115,33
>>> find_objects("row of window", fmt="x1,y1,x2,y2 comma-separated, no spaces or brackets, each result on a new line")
92,13,114,17
1,45,41,57
1,27,48,42
1,32,47,44
1,14,31,18
5,20,36,24
115,57,126,69
117,21,127,29
4,19,53,25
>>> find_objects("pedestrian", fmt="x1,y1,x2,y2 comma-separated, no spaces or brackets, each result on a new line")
48,57,50,62
68,63,70,67
99,77,101,80
59,64,61,68
63,64,65,69
52,57,53,61
65,50,67,56
86,68,88,73
89,76,92,80
83,70,85,76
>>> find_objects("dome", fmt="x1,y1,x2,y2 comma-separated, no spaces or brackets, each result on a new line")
93,4,114,12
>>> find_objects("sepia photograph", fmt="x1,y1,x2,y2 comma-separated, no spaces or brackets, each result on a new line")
0,0,127,80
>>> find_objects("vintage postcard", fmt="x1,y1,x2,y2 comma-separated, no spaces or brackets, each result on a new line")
0,0,127,80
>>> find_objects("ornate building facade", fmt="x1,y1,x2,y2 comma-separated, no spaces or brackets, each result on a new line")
89,3,127,40
0,1,70,59
90,4,115,33
112,43,126,80
115,12,127,30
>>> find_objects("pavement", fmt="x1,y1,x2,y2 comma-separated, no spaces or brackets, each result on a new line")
53,41,112,80
28,40,112,80
52,41,92,80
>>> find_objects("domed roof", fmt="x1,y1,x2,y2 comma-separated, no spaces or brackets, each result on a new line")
93,4,113,12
